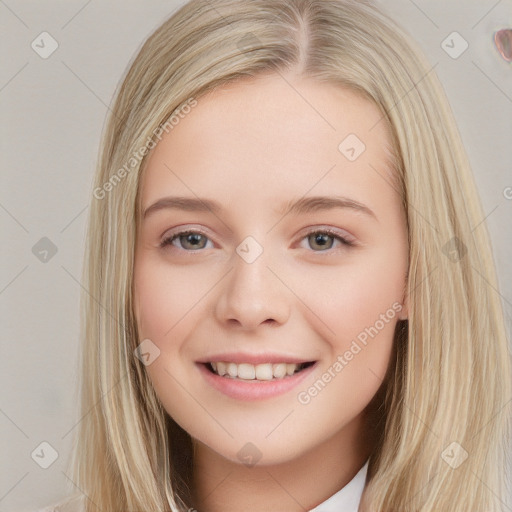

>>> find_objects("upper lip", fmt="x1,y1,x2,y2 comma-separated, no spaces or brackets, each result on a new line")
197,352,316,365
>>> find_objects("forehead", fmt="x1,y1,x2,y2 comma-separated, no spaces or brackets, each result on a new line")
138,73,396,214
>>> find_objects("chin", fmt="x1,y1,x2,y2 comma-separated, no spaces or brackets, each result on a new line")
197,431,312,468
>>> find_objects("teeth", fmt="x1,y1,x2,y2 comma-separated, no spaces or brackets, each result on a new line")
209,361,306,380
238,363,256,379
255,364,273,380
286,363,296,376
273,363,287,379
227,362,238,378
216,361,226,376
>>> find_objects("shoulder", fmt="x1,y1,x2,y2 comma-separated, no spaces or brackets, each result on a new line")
36,494,85,512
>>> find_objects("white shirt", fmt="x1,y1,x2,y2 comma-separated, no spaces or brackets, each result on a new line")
37,460,369,512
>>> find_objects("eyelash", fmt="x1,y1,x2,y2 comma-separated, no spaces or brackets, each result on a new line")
159,227,356,253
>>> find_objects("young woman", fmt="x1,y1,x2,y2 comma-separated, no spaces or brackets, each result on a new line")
38,0,511,510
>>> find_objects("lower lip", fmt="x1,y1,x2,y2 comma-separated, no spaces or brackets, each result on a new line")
197,362,317,401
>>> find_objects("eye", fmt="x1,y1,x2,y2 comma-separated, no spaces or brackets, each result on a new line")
301,228,355,252
160,227,355,253
160,229,214,251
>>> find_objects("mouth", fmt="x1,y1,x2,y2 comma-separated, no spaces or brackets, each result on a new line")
196,358,318,400
205,361,316,381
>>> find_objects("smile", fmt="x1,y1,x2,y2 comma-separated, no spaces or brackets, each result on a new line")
209,361,313,381
197,359,318,400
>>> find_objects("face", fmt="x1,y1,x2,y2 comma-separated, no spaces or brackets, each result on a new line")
133,73,408,466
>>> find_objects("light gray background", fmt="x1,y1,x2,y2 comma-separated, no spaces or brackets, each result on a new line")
1,1,511,511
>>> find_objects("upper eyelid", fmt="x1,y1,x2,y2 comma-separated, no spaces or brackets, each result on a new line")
161,225,352,239
161,225,356,248
162,226,216,243
296,225,355,242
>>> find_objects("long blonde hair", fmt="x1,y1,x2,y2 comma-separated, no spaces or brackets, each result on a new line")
70,0,511,510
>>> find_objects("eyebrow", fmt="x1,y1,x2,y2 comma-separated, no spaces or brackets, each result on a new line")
142,195,377,221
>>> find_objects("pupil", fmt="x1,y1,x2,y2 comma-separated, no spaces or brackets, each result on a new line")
183,233,204,249
310,233,333,250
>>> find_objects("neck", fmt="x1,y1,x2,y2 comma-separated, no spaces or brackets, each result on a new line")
190,411,373,512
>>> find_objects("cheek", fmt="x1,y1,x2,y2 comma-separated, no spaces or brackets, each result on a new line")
133,255,211,342
293,275,400,433
291,249,406,347
288,245,405,404
133,257,203,430
133,256,214,411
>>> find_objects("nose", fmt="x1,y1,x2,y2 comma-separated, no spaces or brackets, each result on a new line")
214,246,291,330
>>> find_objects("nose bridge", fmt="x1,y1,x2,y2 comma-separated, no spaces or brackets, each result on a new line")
215,236,289,329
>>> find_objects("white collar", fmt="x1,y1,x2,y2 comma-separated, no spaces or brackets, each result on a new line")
308,459,369,512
